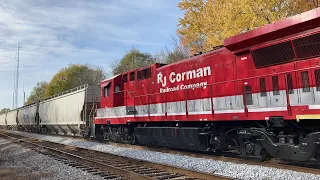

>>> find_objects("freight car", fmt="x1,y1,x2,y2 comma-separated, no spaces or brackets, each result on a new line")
94,8,320,162
6,109,18,130
0,111,7,127
0,84,100,137
38,84,99,136
17,103,38,132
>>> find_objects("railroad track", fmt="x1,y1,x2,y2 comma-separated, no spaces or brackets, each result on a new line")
29,131,320,175
92,137,320,175
0,131,229,180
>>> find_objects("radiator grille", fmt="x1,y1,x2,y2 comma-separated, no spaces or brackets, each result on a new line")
293,33,320,59
252,41,295,68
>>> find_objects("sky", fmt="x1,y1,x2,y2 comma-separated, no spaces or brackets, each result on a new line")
0,0,183,109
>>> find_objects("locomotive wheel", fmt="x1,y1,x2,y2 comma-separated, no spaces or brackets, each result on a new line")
316,153,320,163
240,141,269,161
129,132,136,145
255,148,269,161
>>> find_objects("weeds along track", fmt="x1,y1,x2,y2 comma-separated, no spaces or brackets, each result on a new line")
0,131,230,180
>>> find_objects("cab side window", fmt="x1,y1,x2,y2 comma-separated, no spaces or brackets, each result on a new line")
103,83,111,97
123,74,128,83
130,72,135,81
138,68,151,80
115,84,120,93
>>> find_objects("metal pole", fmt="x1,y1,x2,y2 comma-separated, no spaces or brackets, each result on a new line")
15,43,22,108
12,91,15,109
23,84,25,105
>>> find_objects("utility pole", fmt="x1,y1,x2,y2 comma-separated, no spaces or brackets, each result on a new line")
23,84,25,105
12,91,14,109
13,43,22,108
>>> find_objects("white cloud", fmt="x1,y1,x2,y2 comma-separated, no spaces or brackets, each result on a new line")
0,0,182,109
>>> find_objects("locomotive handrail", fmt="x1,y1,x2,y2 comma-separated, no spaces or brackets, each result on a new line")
284,74,292,116
112,89,136,97
210,85,214,117
129,64,320,99
185,89,188,117
242,84,248,117
103,62,320,120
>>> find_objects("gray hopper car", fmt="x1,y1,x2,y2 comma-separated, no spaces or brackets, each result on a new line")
0,84,100,137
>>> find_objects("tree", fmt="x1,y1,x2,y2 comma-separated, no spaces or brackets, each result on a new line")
177,0,320,53
112,48,156,75
158,36,190,64
26,81,48,104
0,108,10,115
45,64,106,97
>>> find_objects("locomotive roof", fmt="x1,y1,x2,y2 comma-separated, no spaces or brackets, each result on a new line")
156,46,227,70
101,74,120,82
224,7,320,51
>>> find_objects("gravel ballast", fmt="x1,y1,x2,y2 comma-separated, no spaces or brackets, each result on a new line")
9,130,320,180
0,137,105,180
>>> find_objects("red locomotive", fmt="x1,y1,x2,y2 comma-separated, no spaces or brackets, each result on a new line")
95,8,320,162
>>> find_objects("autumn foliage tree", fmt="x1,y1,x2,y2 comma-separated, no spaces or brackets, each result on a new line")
155,36,190,64
177,0,320,53
0,108,10,115
45,64,105,97
112,48,156,75
25,81,48,104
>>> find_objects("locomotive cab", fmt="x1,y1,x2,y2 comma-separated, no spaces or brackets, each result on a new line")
100,75,124,108
100,63,166,109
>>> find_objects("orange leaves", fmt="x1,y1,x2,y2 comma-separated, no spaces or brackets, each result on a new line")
177,0,319,54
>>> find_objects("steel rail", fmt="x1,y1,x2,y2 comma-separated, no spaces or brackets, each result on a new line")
0,131,231,180
0,132,151,180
